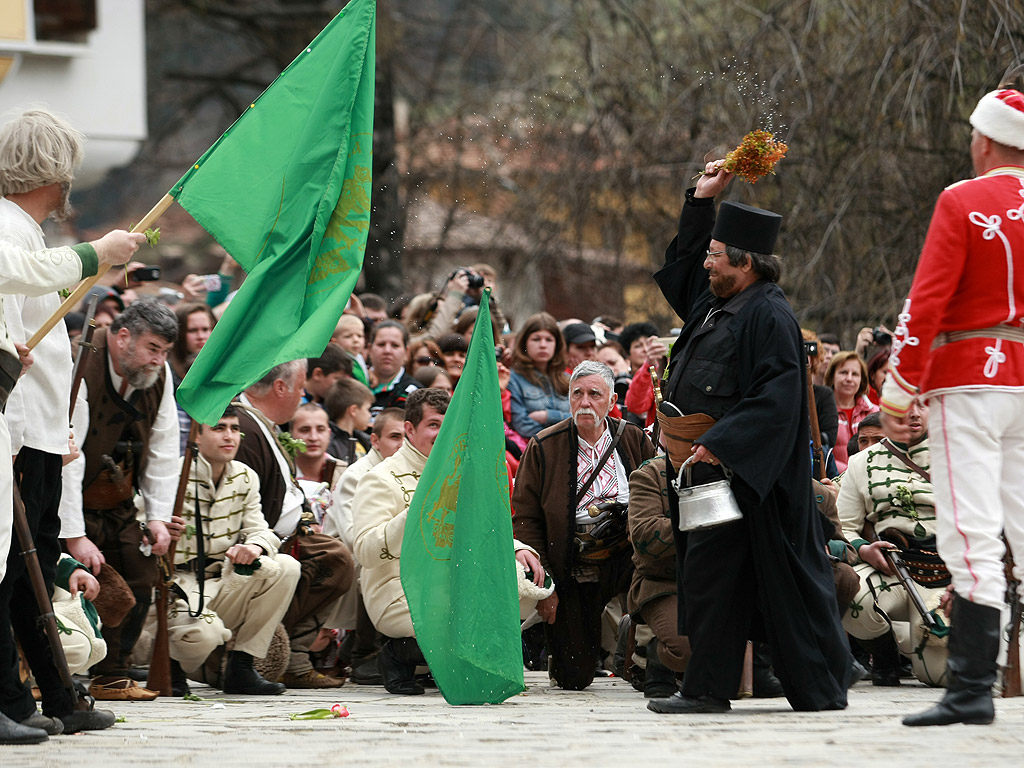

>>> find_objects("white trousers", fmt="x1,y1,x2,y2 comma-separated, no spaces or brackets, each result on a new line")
930,391,1024,609
842,564,949,686
0,416,11,583
168,553,301,674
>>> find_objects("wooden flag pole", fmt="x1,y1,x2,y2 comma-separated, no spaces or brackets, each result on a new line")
27,193,176,350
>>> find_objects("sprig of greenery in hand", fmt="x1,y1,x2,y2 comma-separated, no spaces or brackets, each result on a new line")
124,225,161,283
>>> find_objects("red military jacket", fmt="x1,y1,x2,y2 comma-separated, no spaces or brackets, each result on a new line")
882,166,1024,415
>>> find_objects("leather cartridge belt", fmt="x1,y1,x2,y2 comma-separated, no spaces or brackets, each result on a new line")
656,410,716,468
933,325,1024,348
0,348,20,413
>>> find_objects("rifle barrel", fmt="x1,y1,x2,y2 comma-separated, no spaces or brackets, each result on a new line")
885,549,937,628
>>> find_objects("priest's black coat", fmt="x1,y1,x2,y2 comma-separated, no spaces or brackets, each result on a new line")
653,190,850,711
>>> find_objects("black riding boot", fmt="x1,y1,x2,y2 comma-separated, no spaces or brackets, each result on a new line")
644,639,678,699
904,594,999,726
751,642,785,698
378,638,425,695
170,659,190,697
223,651,286,695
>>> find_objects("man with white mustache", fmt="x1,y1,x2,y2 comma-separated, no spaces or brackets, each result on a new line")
59,299,180,701
513,360,655,690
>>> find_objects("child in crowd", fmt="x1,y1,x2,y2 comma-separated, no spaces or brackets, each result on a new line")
324,378,374,466
332,314,370,385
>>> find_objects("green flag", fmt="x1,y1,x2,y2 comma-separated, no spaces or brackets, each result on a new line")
401,292,525,705
173,0,375,424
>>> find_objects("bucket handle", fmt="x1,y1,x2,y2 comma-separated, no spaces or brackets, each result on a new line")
675,453,733,490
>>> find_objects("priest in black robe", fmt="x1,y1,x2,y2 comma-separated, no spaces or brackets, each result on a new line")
647,158,850,714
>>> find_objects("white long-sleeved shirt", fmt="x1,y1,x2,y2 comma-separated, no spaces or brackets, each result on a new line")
59,357,181,538
0,198,75,454
0,220,95,364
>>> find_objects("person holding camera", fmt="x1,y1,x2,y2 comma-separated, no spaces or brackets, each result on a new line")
512,361,655,690
855,325,893,361
403,268,478,348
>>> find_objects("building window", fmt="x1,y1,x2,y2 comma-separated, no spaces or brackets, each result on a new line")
34,0,97,43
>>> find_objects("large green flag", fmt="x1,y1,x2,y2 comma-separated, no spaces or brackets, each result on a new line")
401,292,525,705
173,0,375,424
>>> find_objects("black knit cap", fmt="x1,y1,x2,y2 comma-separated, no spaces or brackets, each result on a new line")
711,201,782,255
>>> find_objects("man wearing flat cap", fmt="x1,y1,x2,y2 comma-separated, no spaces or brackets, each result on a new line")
881,87,1024,727
647,159,851,714
562,323,598,371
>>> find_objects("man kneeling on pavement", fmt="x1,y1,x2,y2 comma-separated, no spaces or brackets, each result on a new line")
352,387,544,695
838,398,950,687
166,406,300,695
353,388,448,695
513,361,655,690
626,454,787,699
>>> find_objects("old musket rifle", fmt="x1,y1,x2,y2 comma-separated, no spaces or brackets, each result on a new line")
881,548,947,635
147,420,199,696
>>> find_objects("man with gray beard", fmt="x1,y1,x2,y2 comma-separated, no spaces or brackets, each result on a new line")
59,299,180,701
513,361,655,690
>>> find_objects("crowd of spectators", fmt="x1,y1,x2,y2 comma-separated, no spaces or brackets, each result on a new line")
0,105,919,744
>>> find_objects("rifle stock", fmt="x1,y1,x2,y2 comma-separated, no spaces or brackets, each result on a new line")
1003,545,1021,698
147,419,199,696
12,489,86,710
806,358,825,481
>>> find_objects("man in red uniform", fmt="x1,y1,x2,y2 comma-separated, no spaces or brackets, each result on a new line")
881,87,1024,727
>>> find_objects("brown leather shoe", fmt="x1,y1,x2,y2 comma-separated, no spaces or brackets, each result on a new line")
88,676,159,701
281,670,345,689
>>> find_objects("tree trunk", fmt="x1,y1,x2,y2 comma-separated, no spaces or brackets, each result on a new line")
363,8,403,299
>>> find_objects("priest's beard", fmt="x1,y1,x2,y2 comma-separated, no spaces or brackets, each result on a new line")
708,272,737,298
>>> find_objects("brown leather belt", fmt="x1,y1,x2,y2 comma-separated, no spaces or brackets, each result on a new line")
934,325,1024,348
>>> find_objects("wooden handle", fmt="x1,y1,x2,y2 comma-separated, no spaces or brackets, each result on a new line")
27,194,175,350
737,641,753,698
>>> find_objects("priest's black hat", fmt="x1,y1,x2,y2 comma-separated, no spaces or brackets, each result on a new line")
711,201,782,255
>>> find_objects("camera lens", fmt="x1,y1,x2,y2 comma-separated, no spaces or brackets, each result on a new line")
467,274,485,289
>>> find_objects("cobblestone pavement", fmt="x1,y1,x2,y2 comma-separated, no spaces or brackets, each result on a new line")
5,672,1024,767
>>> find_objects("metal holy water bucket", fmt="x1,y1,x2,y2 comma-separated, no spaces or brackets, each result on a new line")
674,455,743,531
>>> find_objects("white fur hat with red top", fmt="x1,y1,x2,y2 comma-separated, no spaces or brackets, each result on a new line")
970,89,1024,150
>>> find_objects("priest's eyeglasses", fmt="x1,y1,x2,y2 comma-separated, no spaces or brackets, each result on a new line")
705,249,727,259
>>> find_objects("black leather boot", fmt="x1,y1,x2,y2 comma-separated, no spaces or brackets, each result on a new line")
861,631,902,687
60,708,116,733
647,692,731,714
20,714,62,735
223,651,286,695
751,642,785,698
904,594,999,726
0,711,47,744
378,638,425,695
644,640,679,699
